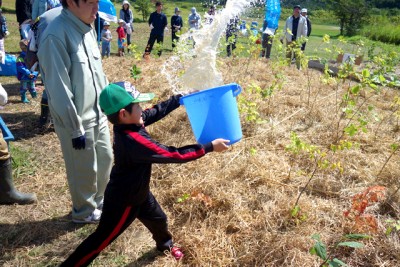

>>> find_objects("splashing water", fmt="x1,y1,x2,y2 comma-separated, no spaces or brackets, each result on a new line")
162,0,253,93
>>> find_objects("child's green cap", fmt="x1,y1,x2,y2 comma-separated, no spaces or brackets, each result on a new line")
100,83,155,115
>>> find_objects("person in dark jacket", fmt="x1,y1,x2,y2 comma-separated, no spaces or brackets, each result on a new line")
300,8,312,51
15,0,32,39
226,16,239,57
144,1,167,57
60,82,229,266
171,7,183,49
260,20,277,59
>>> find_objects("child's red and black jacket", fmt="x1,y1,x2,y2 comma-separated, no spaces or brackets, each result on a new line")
106,94,213,205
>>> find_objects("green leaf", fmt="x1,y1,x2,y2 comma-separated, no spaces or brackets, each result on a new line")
337,241,364,248
344,234,371,240
312,241,328,260
291,205,300,217
311,233,321,241
350,85,361,94
344,124,357,136
385,226,393,236
329,258,348,267
362,69,370,78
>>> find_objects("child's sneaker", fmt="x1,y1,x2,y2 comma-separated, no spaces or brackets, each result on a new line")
170,246,184,260
72,208,102,224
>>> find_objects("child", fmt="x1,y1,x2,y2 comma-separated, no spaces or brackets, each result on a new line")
101,21,112,58
16,39,38,103
0,8,9,56
116,19,126,56
60,82,229,266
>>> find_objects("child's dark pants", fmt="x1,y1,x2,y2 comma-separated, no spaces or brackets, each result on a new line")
61,191,173,267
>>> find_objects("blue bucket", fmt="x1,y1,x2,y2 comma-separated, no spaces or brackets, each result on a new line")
180,83,242,145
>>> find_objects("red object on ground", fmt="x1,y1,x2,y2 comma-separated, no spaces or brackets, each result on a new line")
171,246,184,260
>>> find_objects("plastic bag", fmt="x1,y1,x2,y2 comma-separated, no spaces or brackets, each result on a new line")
265,0,281,30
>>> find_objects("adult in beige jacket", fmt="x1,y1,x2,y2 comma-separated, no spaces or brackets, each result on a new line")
281,5,308,66
37,0,113,223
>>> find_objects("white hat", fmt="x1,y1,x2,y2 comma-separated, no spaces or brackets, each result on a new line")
118,19,125,24
103,21,110,26
122,0,130,6
301,8,307,13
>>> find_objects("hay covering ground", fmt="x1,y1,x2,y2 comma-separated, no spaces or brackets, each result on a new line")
0,55,399,266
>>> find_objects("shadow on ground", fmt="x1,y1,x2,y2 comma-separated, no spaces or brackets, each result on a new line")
0,112,54,141
125,248,162,267
0,214,83,260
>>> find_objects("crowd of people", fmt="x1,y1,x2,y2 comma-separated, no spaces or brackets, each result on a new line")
0,1,313,265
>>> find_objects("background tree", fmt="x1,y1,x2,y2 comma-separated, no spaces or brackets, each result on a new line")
326,0,370,36
135,0,152,22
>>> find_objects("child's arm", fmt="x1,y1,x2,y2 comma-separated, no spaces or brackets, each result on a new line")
142,94,182,126
122,129,228,164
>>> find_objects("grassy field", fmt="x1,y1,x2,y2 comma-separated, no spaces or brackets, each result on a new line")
1,1,400,267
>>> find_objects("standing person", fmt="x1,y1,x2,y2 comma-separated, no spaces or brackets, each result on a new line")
170,7,182,49
144,1,167,57
17,39,38,103
205,5,216,24
60,82,230,266
116,19,126,57
188,7,201,30
94,13,105,43
226,16,238,57
261,20,276,59
0,86,37,205
37,0,113,224
280,5,307,67
300,8,312,51
188,7,200,46
15,0,32,39
119,0,133,53
0,8,9,54
101,21,112,58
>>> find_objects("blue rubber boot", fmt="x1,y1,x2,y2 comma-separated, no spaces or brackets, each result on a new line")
20,91,29,103
29,88,37,98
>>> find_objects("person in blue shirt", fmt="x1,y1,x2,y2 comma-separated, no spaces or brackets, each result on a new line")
16,39,38,103
144,1,167,57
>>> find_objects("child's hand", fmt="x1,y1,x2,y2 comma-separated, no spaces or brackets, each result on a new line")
29,74,35,78
211,138,230,152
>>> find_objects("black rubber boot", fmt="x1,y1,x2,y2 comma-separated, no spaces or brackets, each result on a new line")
39,98,50,127
0,158,37,205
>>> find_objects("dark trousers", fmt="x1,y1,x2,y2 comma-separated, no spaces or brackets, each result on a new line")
226,35,237,57
261,33,273,58
301,42,307,51
144,34,164,56
61,191,173,267
172,31,179,48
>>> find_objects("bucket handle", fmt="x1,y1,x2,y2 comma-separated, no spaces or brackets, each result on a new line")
232,84,242,97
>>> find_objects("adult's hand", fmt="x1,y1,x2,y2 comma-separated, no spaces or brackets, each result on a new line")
72,135,86,150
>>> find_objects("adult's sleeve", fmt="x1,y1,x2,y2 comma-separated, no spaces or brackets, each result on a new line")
38,35,85,137
308,19,312,36
303,18,308,38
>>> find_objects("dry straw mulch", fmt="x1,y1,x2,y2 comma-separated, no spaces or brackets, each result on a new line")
0,56,399,266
